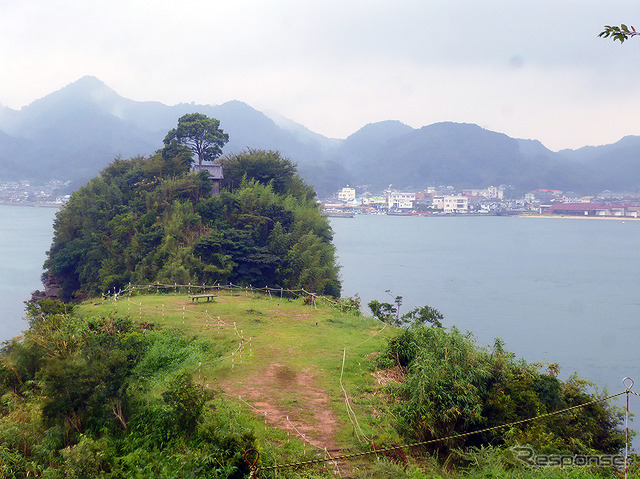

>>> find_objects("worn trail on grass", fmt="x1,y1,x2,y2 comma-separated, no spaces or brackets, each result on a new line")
200,296,343,449
221,362,341,450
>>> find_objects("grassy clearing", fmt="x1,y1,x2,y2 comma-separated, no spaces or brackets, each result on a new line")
77,291,399,447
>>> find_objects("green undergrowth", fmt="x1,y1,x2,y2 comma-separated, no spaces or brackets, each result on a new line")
2,292,637,478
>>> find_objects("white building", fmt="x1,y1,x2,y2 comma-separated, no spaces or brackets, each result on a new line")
443,195,469,213
338,187,356,203
388,192,415,209
462,186,504,199
487,186,504,199
362,196,386,207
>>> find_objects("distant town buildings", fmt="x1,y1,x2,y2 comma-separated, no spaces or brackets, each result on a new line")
388,191,416,210
546,203,640,217
462,186,504,199
5,176,639,219
0,180,71,207
323,185,640,218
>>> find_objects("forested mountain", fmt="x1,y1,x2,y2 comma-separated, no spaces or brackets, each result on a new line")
558,135,640,192
0,77,340,190
0,76,638,196
348,122,594,193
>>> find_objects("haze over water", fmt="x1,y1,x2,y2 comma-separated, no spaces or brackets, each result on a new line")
0,205,56,340
330,214,640,400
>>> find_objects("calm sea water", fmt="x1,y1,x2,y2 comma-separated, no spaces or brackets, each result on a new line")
330,214,640,400
0,205,57,341
1,206,638,402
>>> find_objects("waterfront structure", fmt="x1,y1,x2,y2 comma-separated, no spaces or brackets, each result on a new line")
388,191,415,209
432,196,445,209
361,196,386,208
546,203,640,217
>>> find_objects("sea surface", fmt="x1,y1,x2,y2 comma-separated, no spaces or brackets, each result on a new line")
0,205,57,340
330,214,640,402
1,206,638,406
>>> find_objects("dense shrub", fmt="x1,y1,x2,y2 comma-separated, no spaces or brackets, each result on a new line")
378,324,626,456
0,305,258,478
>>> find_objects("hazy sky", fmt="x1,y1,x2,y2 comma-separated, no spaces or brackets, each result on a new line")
1,1,639,151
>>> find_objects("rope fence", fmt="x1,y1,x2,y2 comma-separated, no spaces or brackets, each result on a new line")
104,281,360,315
248,386,637,478
112,282,304,299
103,280,370,376
340,348,370,445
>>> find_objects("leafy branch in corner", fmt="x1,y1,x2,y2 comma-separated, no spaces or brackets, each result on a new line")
599,24,639,43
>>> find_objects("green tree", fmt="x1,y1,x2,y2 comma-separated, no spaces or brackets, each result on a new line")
219,148,315,199
163,113,229,166
401,305,444,328
162,372,208,436
368,299,397,324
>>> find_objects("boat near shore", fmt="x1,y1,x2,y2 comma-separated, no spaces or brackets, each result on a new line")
323,211,355,218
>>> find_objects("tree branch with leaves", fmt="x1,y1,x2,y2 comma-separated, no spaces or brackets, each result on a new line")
599,24,639,43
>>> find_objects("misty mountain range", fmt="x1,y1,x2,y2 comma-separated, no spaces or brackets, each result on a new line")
0,76,638,197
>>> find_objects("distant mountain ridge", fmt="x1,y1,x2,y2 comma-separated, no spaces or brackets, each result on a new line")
0,76,638,196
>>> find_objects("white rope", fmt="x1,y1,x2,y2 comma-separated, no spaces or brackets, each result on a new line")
204,309,232,328
196,339,244,367
340,348,371,444
286,416,328,450
351,323,388,349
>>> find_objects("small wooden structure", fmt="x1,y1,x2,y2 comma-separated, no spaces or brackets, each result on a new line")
192,164,223,195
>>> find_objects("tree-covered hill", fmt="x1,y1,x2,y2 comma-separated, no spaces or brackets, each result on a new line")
43,147,340,301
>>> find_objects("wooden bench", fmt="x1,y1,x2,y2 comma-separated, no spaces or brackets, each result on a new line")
189,294,217,303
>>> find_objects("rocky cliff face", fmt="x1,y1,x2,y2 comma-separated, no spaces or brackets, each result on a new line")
30,273,64,302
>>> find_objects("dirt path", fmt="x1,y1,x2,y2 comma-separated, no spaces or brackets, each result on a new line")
221,362,341,450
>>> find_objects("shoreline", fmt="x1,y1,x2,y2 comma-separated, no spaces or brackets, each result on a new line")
519,214,640,221
329,211,640,220
0,201,62,208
